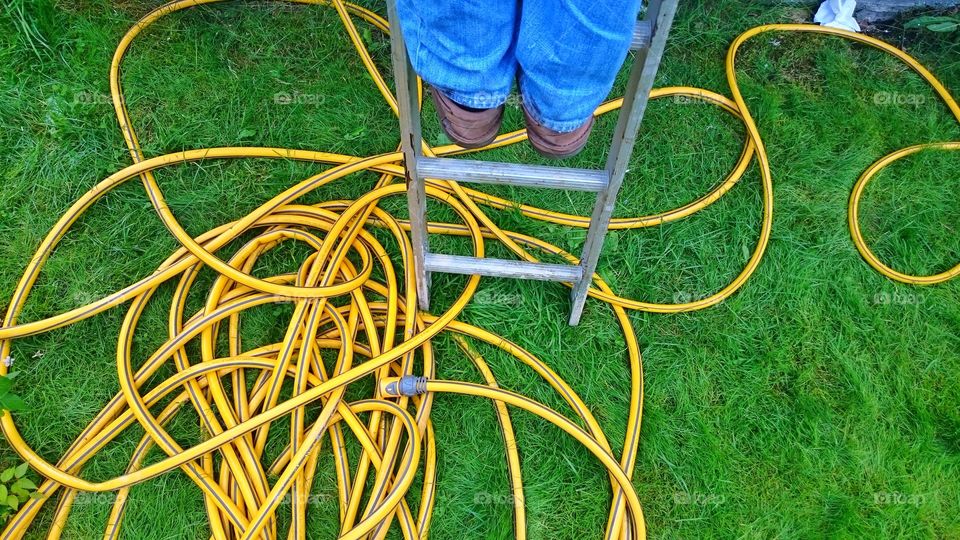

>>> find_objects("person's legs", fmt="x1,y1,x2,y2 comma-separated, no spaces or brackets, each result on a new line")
395,0,519,109
516,0,641,133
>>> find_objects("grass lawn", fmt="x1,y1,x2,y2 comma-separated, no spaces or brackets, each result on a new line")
1,0,959,538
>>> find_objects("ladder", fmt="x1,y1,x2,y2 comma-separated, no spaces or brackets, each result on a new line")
385,0,680,325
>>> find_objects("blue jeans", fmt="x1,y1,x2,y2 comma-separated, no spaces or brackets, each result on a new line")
395,0,641,133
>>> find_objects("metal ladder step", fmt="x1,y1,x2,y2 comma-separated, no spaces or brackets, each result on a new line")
631,20,653,50
424,253,583,282
418,157,609,192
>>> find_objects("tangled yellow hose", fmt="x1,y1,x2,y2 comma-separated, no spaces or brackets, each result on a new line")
0,1,957,538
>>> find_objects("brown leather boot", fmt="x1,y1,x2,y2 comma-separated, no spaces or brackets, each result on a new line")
431,89,504,149
522,105,595,159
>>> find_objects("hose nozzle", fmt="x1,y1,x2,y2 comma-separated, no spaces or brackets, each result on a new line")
380,376,428,397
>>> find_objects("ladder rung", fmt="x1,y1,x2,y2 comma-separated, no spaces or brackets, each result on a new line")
418,157,608,192
631,20,653,50
424,253,583,282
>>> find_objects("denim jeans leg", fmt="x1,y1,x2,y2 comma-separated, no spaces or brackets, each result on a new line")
516,1,641,132
395,0,520,109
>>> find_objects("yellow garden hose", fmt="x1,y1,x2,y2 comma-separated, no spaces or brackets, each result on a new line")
0,1,957,539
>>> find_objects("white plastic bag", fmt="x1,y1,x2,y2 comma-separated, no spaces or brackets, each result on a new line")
814,0,861,32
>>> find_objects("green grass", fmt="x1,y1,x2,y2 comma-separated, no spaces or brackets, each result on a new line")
1,0,959,538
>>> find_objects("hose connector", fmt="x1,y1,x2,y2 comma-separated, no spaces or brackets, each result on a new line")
380,376,428,397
